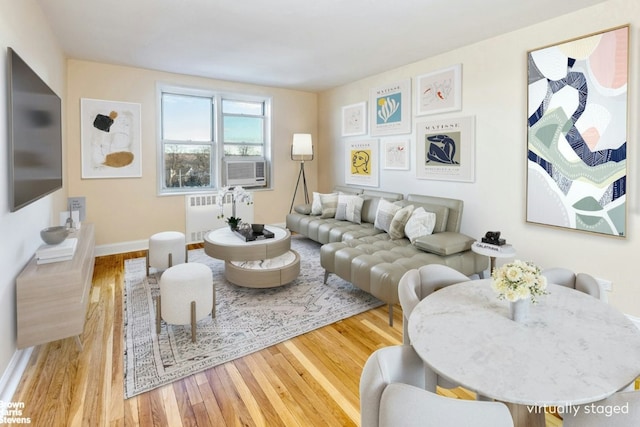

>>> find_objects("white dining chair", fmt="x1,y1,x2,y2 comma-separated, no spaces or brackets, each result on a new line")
542,267,600,299
398,264,470,345
360,345,514,427
562,390,640,427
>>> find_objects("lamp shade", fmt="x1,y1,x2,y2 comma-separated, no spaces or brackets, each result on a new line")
291,133,313,161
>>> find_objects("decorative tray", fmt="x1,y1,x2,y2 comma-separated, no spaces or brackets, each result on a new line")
233,227,275,242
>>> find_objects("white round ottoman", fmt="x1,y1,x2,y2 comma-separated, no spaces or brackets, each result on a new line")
155,262,215,343
147,231,187,276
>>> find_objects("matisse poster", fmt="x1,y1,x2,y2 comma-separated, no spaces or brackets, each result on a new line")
345,139,379,187
526,26,628,237
369,79,411,136
416,116,475,182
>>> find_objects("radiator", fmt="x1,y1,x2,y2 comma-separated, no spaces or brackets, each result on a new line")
185,193,254,243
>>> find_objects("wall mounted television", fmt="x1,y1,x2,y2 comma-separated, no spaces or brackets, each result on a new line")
7,47,63,212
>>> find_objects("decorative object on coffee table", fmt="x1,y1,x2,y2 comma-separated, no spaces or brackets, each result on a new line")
217,186,253,224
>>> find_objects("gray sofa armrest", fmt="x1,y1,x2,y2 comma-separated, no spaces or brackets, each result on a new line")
413,232,475,256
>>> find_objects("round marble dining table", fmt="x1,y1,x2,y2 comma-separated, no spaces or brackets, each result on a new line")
408,280,640,426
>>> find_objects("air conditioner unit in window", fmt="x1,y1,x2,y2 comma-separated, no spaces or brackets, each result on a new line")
223,156,267,187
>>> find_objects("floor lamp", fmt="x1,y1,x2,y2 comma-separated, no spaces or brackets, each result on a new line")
289,133,313,213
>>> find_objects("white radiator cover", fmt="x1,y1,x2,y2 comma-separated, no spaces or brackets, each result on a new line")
185,193,254,243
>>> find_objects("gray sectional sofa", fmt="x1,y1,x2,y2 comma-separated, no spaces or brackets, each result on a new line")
285,186,488,325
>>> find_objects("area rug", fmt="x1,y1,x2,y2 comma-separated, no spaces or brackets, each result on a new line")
123,235,383,398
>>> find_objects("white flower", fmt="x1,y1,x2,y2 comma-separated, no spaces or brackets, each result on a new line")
491,260,549,303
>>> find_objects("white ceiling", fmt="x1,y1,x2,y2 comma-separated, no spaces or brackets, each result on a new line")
36,0,608,92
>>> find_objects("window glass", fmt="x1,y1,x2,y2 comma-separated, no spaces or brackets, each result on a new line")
162,94,212,141
163,144,211,188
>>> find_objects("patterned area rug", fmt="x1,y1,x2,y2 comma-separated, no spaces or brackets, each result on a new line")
123,235,383,398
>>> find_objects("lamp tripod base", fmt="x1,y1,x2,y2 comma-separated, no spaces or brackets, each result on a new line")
289,162,309,213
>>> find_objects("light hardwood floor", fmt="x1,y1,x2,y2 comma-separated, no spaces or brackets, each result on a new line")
12,247,563,426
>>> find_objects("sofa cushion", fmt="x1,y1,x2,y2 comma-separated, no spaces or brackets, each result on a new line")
388,204,414,239
335,194,365,224
413,232,475,256
319,193,339,218
404,207,437,243
294,204,312,215
422,204,450,233
374,199,401,232
311,192,336,215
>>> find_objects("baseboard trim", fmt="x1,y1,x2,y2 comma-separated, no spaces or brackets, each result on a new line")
0,347,33,403
95,239,148,257
94,224,288,257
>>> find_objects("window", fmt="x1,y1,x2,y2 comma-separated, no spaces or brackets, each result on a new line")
222,99,266,156
158,86,270,194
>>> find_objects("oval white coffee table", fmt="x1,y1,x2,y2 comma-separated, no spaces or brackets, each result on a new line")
204,226,300,288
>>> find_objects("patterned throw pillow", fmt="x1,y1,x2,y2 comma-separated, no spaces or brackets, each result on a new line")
311,192,336,215
335,194,365,224
374,199,401,232
388,204,414,239
319,193,339,218
404,207,437,243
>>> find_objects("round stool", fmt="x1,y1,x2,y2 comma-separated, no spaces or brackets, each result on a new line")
147,231,187,276
156,262,215,343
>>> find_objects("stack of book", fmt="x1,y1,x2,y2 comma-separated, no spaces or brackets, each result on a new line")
473,241,514,253
36,238,78,265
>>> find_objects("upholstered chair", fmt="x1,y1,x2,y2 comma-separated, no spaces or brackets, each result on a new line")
360,345,513,427
398,264,470,344
541,267,600,299
562,390,640,427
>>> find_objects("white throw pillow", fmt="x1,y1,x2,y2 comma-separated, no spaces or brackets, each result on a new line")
335,194,365,224
319,193,339,218
374,199,401,232
311,192,336,215
404,207,437,243
388,204,414,239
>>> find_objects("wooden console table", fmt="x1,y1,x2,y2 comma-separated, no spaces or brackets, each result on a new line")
16,223,95,349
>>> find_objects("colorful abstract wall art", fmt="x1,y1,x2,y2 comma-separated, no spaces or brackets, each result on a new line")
526,26,628,237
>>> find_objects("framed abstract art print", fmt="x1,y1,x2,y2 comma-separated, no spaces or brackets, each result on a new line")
526,26,628,237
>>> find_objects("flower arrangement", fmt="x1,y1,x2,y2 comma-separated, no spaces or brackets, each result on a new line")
491,260,548,303
216,186,254,222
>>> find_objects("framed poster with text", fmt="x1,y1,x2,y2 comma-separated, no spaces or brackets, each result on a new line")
345,139,379,187
369,79,411,136
416,116,475,182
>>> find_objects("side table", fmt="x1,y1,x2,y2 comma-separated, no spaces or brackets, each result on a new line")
471,241,516,277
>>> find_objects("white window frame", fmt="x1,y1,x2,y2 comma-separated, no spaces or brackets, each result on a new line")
156,84,272,196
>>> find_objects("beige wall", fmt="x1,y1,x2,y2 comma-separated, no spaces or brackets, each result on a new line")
66,60,318,248
318,0,640,316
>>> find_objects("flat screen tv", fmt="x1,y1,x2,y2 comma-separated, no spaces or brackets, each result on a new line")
7,47,63,212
